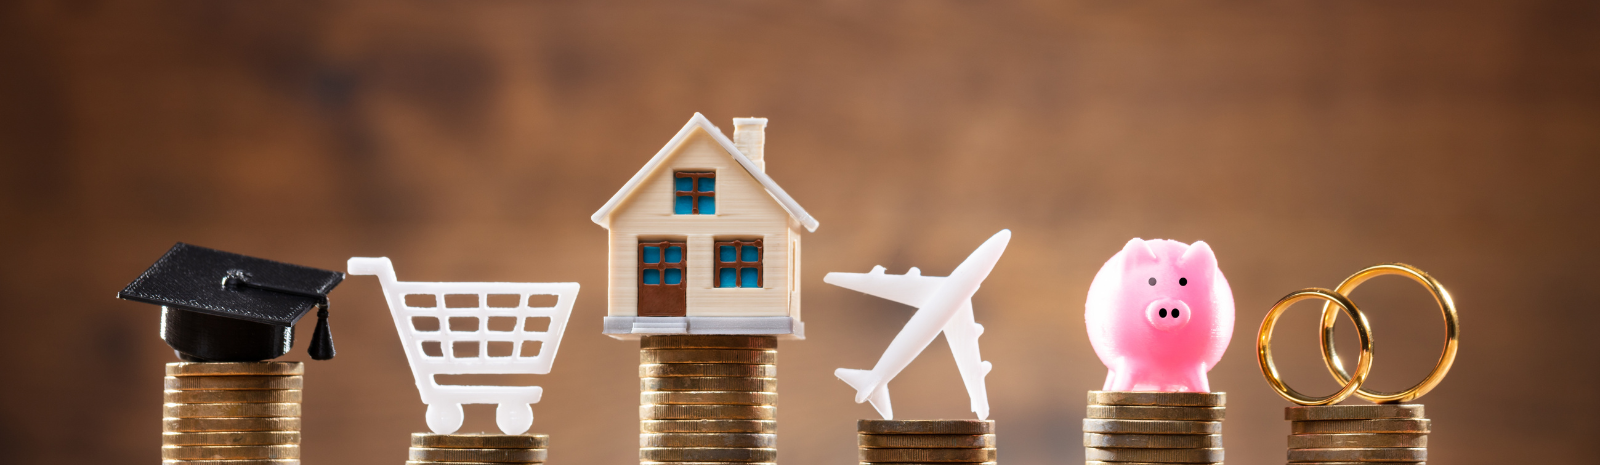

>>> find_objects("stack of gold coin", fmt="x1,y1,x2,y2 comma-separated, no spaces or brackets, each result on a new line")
1083,391,1225,465
409,433,549,464
857,419,996,465
1285,404,1428,464
162,362,303,465
639,335,778,465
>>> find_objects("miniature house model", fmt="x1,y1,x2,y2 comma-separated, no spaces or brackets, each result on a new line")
593,113,819,338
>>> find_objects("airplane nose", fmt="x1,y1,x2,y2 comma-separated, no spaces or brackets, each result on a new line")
1145,298,1192,331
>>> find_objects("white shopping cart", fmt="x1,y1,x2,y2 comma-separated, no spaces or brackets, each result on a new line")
347,257,579,435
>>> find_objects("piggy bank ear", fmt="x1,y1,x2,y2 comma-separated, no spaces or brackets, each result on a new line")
1179,241,1218,275
1121,238,1159,267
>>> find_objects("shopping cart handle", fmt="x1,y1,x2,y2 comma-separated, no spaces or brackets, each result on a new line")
347,257,397,281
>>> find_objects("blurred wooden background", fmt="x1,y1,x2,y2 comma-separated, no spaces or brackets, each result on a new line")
2,1,1597,464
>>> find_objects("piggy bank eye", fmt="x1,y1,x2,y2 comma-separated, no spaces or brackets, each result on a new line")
1147,277,1156,286
1179,277,1188,286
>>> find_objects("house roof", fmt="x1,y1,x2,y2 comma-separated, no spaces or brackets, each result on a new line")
590,113,821,232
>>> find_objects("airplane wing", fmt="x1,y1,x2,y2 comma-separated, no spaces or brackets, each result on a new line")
942,300,992,419
824,266,946,308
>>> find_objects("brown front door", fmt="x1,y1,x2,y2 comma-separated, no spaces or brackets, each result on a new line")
638,240,687,317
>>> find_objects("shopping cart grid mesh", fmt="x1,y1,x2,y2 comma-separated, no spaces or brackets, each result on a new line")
401,292,568,369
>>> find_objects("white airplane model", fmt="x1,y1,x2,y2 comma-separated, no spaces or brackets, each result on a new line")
827,229,1011,420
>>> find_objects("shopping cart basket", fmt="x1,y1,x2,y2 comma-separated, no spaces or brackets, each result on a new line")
347,257,579,434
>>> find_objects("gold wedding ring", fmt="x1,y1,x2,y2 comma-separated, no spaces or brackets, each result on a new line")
1258,289,1374,406
1320,263,1460,403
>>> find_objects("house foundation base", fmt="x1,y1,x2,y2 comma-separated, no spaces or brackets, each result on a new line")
604,316,802,339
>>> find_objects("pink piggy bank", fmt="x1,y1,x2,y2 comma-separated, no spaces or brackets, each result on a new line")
1085,238,1234,392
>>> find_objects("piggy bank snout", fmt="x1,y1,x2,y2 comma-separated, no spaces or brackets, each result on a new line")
1144,298,1191,331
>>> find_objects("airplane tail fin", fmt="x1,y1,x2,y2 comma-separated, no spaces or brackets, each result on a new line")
835,368,877,403
867,384,893,419
836,368,895,419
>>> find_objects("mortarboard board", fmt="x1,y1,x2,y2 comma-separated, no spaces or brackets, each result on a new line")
118,243,344,362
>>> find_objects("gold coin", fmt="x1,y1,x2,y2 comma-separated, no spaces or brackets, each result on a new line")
1085,447,1223,463
641,420,777,433
640,364,776,378
1285,463,1422,465
1291,419,1431,434
857,419,994,435
165,376,303,391
859,448,997,462
641,433,776,448
410,433,549,449
859,433,996,448
640,447,777,462
1087,405,1225,421
1288,433,1427,449
405,462,546,465
1083,433,1221,449
861,463,997,465
162,431,300,446
164,417,301,432
1287,447,1427,462
167,362,304,377
643,377,777,392
1082,419,1222,435
164,389,301,404
1088,391,1225,407
1084,462,1223,465
408,447,547,462
164,403,300,418
162,461,298,465
643,349,777,364
642,335,777,349
1285,404,1425,421
161,445,299,460
642,404,776,420
640,463,776,465
642,391,777,405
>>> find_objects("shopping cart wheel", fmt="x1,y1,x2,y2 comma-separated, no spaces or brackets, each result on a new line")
496,403,533,434
426,403,464,434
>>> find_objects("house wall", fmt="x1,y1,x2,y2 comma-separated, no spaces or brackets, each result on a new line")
606,128,796,318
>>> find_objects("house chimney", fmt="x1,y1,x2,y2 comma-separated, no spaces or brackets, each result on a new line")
732,117,768,172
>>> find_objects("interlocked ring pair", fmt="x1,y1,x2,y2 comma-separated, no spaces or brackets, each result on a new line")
1257,263,1460,405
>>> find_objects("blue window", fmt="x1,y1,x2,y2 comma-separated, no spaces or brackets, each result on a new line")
639,241,686,290
714,239,762,288
674,172,716,215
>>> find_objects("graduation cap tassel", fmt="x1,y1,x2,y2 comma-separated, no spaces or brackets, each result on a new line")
308,302,335,360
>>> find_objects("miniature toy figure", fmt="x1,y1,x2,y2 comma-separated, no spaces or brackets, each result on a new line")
1085,238,1234,392
591,113,818,337
118,242,345,362
347,257,579,435
827,229,1010,420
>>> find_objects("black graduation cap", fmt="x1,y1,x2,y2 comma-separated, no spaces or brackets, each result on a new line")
118,243,344,362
